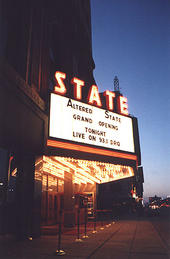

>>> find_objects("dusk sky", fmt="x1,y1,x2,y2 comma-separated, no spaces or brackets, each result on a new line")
91,0,170,199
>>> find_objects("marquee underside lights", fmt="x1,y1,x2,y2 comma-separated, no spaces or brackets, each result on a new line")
49,94,135,153
39,156,135,184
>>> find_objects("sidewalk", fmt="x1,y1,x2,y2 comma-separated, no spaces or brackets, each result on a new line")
0,218,170,259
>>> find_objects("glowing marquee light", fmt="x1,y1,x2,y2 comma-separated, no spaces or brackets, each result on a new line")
43,164,64,179
53,71,128,115
50,72,136,155
39,156,135,185
54,156,100,184
51,156,134,184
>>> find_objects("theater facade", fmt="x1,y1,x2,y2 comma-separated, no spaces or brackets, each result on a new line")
34,70,143,230
0,68,144,237
0,1,143,239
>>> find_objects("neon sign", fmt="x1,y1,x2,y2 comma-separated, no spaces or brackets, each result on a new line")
54,71,128,116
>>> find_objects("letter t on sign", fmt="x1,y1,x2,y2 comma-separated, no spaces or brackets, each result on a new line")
71,77,85,100
103,90,115,111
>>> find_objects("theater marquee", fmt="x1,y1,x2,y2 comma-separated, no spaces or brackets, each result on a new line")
49,93,135,153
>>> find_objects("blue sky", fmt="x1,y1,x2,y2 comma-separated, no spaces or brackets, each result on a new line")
91,0,170,199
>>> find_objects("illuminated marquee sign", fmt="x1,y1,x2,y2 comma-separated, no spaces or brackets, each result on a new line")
42,156,134,184
54,71,128,115
49,93,135,153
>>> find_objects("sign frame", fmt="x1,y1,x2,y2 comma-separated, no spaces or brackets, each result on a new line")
47,93,137,162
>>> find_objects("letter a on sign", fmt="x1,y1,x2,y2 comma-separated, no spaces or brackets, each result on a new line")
54,71,67,94
88,85,102,107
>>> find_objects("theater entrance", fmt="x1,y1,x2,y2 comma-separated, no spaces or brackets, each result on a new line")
35,156,134,229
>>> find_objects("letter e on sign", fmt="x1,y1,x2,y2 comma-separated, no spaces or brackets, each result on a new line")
54,71,67,95
118,96,128,115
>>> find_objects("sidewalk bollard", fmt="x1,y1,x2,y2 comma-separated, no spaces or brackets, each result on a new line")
108,211,112,227
108,210,112,226
75,207,83,242
55,209,66,256
82,206,88,238
92,209,97,233
106,211,110,227
100,210,104,230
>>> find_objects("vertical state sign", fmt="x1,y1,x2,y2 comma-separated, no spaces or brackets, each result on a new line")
49,93,135,153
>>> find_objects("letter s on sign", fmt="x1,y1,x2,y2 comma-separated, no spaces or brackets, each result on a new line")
54,71,67,95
